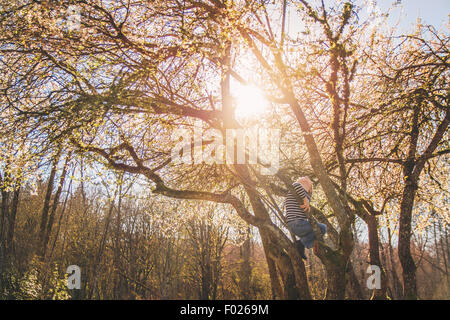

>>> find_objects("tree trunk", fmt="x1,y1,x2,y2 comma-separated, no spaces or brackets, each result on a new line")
398,181,418,299
323,251,347,300
264,251,283,299
0,169,21,265
366,214,388,299
386,215,402,299
347,261,364,299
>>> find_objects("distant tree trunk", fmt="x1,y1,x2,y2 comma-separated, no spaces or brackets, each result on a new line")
39,150,61,256
359,211,387,299
89,190,117,299
445,224,449,276
212,223,227,300
352,222,367,296
239,227,252,299
385,215,402,299
0,168,21,261
0,172,10,273
5,186,20,257
445,223,450,297
80,158,87,208
49,167,75,260
433,217,441,269
349,198,387,299
431,217,441,294
113,177,124,299
43,152,71,256
438,219,448,279
380,243,393,297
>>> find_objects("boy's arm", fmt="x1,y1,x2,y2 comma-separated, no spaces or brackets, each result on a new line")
292,182,310,212
301,198,310,213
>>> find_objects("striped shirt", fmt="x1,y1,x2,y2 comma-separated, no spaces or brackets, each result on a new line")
284,182,311,223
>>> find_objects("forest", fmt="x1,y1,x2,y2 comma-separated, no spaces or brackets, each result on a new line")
0,0,448,300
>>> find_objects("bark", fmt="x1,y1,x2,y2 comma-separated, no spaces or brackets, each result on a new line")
347,261,364,299
322,250,347,300
398,165,419,299
264,251,283,299
277,251,300,299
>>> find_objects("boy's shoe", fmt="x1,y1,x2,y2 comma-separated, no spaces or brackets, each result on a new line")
295,240,307,260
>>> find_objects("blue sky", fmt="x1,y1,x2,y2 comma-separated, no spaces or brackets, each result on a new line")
378,0,449,31
282,1,449,40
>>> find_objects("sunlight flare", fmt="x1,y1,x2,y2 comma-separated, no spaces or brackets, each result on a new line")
233,84,269,119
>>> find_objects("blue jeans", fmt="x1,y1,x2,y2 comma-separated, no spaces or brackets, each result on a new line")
287,219,327,249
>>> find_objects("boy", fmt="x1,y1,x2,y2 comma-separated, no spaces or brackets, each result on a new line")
285,176,327,260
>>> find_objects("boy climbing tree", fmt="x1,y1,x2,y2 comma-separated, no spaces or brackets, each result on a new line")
285,177,327,259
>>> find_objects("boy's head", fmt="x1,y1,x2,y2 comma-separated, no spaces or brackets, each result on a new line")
296,176,312,195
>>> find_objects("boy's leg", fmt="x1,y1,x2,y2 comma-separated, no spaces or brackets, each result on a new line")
300,232,315,249
287,220,309,260
288,219,316,249
318,223,327,236
313,223,327,255
295,239,307,260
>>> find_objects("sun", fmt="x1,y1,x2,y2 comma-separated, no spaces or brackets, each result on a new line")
233,83,269,120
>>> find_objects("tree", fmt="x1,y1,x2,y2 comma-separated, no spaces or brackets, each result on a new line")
0,0,447,300
357,26,449,299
